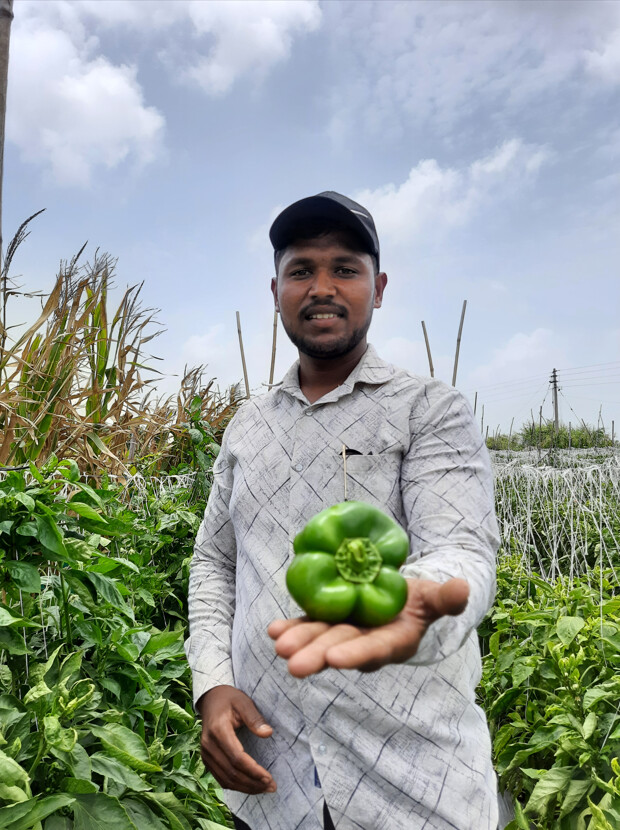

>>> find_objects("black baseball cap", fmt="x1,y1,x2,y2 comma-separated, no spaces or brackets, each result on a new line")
269,191,380,268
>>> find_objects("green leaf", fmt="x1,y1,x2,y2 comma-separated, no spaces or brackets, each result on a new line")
68,503,107,524
33,513,67,558
512,658,535,687
0,748,30,790
99,678,121,699
23,680,53,706
71,793,137,830
556,616,585,646
559,778,594,817
90,725,162,774
83,574,131,617
14,493,35,512
139,795,189,830
584,686,616,710
61,779,98,795
58,460,80,483
586,796,615,829
120,800,167,830
141,630,183,657
525,766,576,815
50,743,91,781
488,630,500,658
0,521,14,535
136,589,154,608
489,687,522,719
0,608,22,628
44,716,78,753
0,783,29,804
90,754,151,792
44,815,73,829
0,795,75,830
141,697,193,725
582,712,597,740
115,643,139,663
4,562,41,594
63,540,94,564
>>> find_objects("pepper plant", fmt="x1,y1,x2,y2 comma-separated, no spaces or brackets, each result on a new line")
0,460,233,829
479,560,620,828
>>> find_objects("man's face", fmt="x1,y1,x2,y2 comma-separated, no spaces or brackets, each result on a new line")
271,231,387,360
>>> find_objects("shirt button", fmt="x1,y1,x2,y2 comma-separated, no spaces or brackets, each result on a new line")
293,463,303,472
305,410,313,416
318,744,327,755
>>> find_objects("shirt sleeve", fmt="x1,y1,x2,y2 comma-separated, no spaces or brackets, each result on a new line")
399,380,499,665
184,418,239,707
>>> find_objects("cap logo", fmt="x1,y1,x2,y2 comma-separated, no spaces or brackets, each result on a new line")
350,209,370,219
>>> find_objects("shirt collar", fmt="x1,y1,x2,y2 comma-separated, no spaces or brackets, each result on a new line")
278,343,395,404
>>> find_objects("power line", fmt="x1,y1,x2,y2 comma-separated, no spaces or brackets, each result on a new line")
561,380,620,389
560,359,620,373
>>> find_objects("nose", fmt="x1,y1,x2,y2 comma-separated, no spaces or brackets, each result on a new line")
309,267,336,298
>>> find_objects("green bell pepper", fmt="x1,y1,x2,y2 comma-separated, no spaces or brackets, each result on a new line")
286,500,409,627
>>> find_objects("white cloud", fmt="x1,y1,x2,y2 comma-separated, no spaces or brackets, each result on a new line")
182,1,322,96
7,0,321,185
354,139,551,245
325,0,620,140
8,2,164,187
67,0,322,95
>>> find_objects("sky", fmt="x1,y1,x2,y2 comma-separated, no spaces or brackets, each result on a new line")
4,0,620,436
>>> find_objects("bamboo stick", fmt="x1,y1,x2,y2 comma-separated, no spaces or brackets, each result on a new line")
451,300,467,386
421,320,434,378
268,309,278,388
236,311,250,399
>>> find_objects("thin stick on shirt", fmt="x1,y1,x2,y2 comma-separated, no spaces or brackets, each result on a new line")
342,444,348,501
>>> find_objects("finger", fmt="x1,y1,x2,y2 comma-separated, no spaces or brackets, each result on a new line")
203,750,276,794
235,697,274,738
324,623,414,671
267,617,304,639
206,725,274,785
418,578,469,621
273,620,332,658
286,624,362,678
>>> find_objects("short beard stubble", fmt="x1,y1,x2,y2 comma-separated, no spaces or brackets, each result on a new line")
280,308,374,360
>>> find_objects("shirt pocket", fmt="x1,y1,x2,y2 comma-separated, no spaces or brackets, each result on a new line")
343,450,402,514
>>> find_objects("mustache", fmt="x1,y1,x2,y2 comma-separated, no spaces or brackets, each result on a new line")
299,302,347,319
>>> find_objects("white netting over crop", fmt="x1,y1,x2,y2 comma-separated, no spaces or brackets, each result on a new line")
492,452,620,585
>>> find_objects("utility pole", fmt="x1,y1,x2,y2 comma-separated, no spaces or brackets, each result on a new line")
551,368,559,435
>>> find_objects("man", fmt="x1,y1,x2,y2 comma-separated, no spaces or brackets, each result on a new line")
185,192,499,830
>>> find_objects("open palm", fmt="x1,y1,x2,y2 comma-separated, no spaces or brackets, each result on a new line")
268,577,469,676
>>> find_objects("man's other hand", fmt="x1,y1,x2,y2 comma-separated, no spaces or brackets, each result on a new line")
268,578,469,676
197,685,276,794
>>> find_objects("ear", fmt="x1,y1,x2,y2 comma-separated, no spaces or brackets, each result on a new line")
373,272,387,309
271,277,280,312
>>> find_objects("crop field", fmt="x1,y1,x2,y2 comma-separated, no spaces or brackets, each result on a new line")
1,450,618,829
480,451,620,829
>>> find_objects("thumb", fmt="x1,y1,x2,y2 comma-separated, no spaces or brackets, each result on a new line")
421,578,469,621
236,696,273,738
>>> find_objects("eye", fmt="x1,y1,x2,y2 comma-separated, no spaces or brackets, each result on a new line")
335,266,356,276
290,268,311,278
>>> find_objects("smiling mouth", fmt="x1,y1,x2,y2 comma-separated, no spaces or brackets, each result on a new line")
307,312,341,320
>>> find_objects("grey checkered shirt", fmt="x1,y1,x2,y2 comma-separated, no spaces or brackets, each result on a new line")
186,345,499,830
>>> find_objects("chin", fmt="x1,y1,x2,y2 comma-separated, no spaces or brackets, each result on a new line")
296,333,366,359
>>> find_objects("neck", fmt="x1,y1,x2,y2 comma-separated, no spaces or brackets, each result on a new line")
298,341,368,403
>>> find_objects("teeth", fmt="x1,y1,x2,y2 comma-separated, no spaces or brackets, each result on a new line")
310,313,338,319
